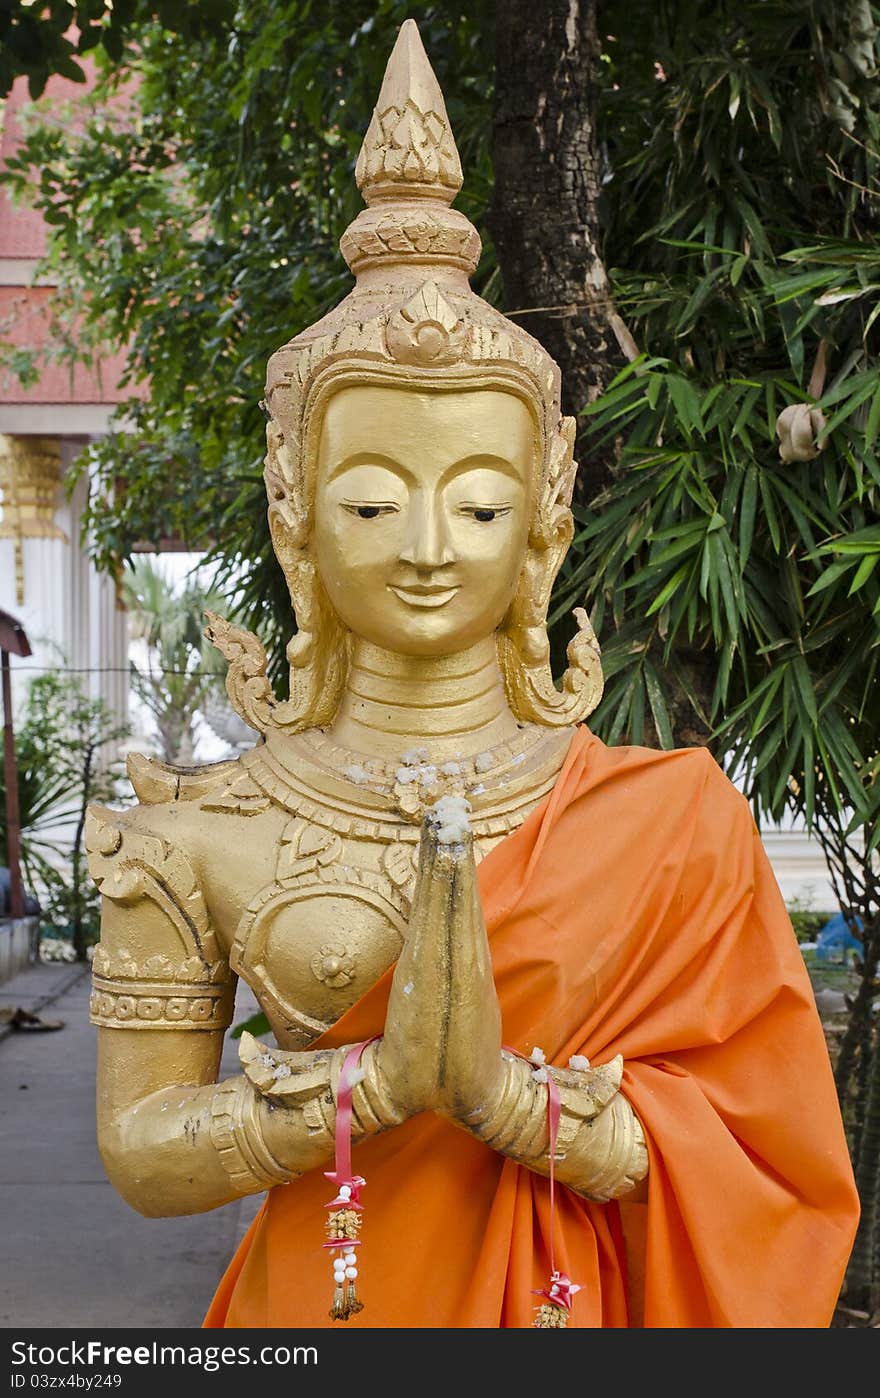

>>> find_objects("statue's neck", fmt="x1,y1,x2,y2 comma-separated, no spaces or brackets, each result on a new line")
326,636,521,763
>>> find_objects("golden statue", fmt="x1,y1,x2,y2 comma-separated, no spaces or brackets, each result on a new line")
88,20,858,1329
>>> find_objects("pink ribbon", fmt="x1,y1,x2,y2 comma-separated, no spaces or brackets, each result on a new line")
534,1270,582,1313
546,1071,561,1274
323,1036,380,1203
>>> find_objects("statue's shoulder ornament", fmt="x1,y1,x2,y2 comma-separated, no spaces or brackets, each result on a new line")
126,751,241,805
85,799,234,1034
126,748,270,817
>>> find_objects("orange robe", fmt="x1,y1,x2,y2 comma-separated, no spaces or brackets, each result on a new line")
205,728,859,1328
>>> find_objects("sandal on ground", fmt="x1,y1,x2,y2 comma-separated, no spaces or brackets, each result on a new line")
0,1006,65,1032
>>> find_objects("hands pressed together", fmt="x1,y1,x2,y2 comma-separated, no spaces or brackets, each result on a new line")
238,813,647,1205
244,813,506,1136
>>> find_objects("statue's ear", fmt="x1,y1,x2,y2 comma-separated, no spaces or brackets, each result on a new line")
549,507,574,568
267,504,298,578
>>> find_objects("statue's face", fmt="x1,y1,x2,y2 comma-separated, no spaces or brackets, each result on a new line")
314,385,534,656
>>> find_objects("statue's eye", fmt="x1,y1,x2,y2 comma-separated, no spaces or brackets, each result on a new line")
341,502,398,519
464,505,511,522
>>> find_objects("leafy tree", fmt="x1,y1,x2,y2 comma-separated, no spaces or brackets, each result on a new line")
0,671,130,957
122,557,229,763
0,1,237,99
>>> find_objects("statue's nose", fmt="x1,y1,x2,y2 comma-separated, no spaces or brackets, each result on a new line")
398,495,455,569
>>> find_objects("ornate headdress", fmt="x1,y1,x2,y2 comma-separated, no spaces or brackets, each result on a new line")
209,19,603,733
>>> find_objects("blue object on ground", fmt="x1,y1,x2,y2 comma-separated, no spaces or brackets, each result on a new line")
0,866,41,918
816,912,864,963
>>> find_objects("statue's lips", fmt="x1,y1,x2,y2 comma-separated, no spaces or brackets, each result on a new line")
388,584,460,608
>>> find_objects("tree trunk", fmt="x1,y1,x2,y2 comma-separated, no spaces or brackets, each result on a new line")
844,1004,880,1316
490,0,623,508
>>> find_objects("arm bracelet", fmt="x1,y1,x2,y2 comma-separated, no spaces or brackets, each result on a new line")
465,1053,648,1203
209,1076,293,1194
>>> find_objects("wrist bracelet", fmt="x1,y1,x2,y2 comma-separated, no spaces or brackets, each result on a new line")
210,1076,291,1194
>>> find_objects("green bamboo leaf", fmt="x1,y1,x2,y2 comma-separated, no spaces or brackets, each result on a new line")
806,559,855,596
645,561,692,615
675,267,725,334
862,299,880,342
771,268,841,304
865,382,880,448
645,374,663,410
792,657,818,724
739,467,758,567
818,377,879,441
649,533,705,568
667,375,704,436
758,473,781,552
731,386,760,441
815,367,878,411
644,661,675,748
713,533,740,634
730,254,748,286
848,553,879,594
749,670,784,737
583,376,648,416
629,674,646,745
814,525,880,555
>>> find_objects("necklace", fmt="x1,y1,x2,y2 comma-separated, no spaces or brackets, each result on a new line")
257,722,573,826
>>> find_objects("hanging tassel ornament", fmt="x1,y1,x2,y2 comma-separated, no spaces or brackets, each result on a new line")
324,1179,365,1320
526,1049,582,1328
533,1270,582,1328
323,1038,378,1321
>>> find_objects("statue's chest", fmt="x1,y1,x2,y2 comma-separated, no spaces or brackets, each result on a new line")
230,813,421,1047
230,811,504,1049
203,729,568,1049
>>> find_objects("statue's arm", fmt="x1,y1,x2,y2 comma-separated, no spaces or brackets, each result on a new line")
383,816,648,1203
87,807,407,1218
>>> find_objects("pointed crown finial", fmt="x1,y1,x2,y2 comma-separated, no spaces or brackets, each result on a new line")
355,18,462,205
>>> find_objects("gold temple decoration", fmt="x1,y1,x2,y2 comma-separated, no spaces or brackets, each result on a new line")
0,435,67,604
354,22,462,202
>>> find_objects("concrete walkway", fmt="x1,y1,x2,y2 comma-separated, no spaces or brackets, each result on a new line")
0,958,264,1329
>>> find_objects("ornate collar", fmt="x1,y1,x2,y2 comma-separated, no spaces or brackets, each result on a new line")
242,722,575,828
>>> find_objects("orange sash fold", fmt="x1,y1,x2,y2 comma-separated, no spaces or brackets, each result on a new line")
204,728,859,1328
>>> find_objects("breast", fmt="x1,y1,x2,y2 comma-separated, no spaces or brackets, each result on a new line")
231,871,409,1049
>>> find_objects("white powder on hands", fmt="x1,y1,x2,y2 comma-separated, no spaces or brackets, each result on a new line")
428,793,472,843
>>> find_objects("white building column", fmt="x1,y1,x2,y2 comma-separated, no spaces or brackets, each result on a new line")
0,434,128,735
